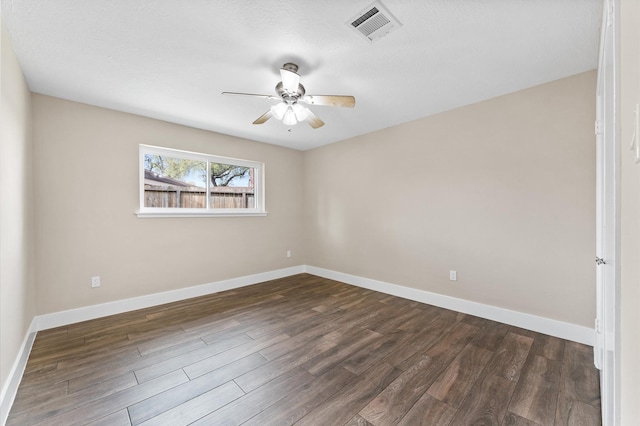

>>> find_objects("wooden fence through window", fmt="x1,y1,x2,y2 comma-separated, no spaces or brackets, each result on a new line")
144,185,255,209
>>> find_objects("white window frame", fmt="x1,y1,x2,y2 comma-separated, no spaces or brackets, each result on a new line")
136,144,267,218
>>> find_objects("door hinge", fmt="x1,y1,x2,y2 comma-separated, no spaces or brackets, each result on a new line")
606,0,614,27
595,318,601,333
595,120,602,135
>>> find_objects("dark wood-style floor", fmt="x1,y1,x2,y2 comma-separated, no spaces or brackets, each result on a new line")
7,274,601,425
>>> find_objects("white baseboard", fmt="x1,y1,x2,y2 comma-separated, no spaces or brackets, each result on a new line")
304,265,595,346
1,317,37,426
37,266,306,331
35,263,596,341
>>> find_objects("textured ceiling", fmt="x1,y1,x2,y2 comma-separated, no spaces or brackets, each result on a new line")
2,0,602,151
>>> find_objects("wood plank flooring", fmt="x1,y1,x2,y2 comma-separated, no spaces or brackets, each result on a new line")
7,274,601,425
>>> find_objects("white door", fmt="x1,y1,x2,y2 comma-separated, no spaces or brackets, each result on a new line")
595,1,619,424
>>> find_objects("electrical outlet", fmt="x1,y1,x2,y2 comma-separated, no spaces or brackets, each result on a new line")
91,276,101,288
449,271,457,281
286,250,292,258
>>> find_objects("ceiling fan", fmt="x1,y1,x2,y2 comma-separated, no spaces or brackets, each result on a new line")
223,63,356,129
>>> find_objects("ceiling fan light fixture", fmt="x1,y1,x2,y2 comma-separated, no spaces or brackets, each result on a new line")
270,102,287,120
282,106,297,126
292,104,309,121
224,62,353,129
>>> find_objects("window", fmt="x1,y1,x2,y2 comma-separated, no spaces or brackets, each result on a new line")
137,145,266,217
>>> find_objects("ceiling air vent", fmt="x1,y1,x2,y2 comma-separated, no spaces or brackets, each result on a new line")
347,1,402,43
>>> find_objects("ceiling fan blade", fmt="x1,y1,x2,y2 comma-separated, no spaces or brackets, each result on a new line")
280,68,300,94
252,110,273,125
302,95,356,108
222,92,280,100
304,109,325,129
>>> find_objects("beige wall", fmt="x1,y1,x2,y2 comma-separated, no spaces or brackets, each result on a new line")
619,0,640,421
0,20,36,394
304,71,597,327
32,95,305,314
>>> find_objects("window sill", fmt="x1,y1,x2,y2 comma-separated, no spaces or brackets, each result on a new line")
135,210,268,218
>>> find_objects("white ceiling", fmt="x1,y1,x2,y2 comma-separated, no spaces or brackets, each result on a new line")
2,0,602,151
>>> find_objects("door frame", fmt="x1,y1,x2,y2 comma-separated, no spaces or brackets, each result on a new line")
595,0,620,424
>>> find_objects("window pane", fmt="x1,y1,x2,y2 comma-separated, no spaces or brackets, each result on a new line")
210,163,255,209
144,154,207,208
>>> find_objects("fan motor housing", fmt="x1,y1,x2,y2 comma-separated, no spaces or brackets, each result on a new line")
276,82,305,102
